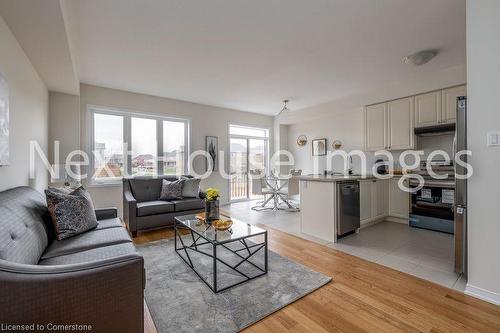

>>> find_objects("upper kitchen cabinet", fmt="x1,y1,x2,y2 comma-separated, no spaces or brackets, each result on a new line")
414,85,467,127
441,85,467,124
364,85,464,151
364,103,386,151
364,97,414,151
387,97,414,150
415,91,441,128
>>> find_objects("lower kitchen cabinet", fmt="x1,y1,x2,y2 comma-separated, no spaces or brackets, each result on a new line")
388,178,409,219
360,178,408,225
360,179,388,225
360,180,372,222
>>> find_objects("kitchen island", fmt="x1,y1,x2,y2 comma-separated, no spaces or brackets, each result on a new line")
298,175,362,243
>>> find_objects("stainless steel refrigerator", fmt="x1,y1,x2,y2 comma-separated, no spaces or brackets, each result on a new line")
454,96,467,275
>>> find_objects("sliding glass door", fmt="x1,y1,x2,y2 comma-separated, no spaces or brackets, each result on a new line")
229,125,269,201
230,138,248,200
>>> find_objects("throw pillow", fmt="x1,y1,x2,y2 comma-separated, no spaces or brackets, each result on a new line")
181,177,201,198
160,178,185,200
45,187,98,240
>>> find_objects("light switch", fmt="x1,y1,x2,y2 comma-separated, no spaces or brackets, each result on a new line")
487,131,500,146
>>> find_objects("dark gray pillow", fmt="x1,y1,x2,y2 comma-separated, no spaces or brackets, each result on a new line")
181,177,201,198
45,187,98,240
160,178,185,200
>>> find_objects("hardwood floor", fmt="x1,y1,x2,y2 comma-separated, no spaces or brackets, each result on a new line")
135,226,500,333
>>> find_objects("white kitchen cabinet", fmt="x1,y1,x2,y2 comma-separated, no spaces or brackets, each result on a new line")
360,178,408,226
415,91,441,128
360,179,388,225
387,97,414,150
359,180,372,222
388,178,409,219
373,179,388,218
441,85,466,124
364,103,386,151
364,98,414,151
300,180,336,242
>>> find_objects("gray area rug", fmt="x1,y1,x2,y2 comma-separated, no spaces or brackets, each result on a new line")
138,237,331,333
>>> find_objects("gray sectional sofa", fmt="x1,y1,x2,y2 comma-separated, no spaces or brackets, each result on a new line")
123,175,205,237
0,186,144,333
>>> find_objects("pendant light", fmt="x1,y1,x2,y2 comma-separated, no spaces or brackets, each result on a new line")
277,99,289,116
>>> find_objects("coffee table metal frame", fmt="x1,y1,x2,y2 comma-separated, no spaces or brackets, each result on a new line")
174,216,268,293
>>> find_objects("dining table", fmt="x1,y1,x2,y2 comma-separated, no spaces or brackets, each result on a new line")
256,176,295,210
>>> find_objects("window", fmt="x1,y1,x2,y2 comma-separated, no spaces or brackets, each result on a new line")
229,125,268,138
93,113,124,182
89,106,189,184
131,117,157,176
163,120,185,175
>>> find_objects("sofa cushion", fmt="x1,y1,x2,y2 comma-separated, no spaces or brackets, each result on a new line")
96,217,123,230
45,187,98,240
39,242,138,265
0,186,52,265
136,200,175,216
41,227,132,260
181,177,201,198
128,177,164,202
159,178,185,200
171,198,205,211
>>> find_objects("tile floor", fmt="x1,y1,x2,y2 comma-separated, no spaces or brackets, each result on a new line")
223,200,466,291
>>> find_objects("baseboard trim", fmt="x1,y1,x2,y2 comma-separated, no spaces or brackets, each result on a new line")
360,218,384,229
360,215,409,229
465,283,500,306
385,216,409,225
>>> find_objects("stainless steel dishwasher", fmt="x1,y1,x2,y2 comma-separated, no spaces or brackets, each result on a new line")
336,180,360,237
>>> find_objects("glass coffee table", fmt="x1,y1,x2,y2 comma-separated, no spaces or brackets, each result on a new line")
174,214,268,293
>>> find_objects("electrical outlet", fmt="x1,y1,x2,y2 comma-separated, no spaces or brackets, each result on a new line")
487,131,500,146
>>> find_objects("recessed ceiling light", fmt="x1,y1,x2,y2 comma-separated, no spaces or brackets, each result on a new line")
403,49,439,66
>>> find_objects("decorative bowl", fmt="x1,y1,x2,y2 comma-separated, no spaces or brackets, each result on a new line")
212,219,233,231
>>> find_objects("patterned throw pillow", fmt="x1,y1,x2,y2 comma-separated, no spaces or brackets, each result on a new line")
181,177,201,198
45,187,98,240
160,178,185,200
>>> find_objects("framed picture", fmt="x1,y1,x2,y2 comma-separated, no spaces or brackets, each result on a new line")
206,136,218,171
312,138,327,156
0,73,9,166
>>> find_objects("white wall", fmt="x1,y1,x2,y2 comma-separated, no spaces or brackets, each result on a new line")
465,0,500,305
0,15,48,192
78,84,274,216
287,107,369,174
48,91,80,164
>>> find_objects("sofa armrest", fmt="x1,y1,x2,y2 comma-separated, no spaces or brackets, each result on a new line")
123,187,138,234
95,207,118,220
0,255,144,332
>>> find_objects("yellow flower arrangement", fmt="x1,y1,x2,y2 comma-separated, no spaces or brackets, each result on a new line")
205,188,220,201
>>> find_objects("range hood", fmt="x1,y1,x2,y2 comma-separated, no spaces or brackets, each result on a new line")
414,123,455,135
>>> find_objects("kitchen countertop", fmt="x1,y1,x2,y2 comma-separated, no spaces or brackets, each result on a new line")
298,174,404,182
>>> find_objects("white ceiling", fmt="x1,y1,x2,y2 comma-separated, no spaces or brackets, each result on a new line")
1,0,466,115
0,0,79,94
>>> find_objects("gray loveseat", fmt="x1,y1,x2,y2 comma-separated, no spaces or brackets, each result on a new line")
0,186,144,333
123,175,205,237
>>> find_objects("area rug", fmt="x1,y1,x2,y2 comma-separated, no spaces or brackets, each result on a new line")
137,237,331,333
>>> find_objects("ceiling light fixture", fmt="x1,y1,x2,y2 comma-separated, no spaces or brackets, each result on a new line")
403,49,439,66
277,99,289,116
